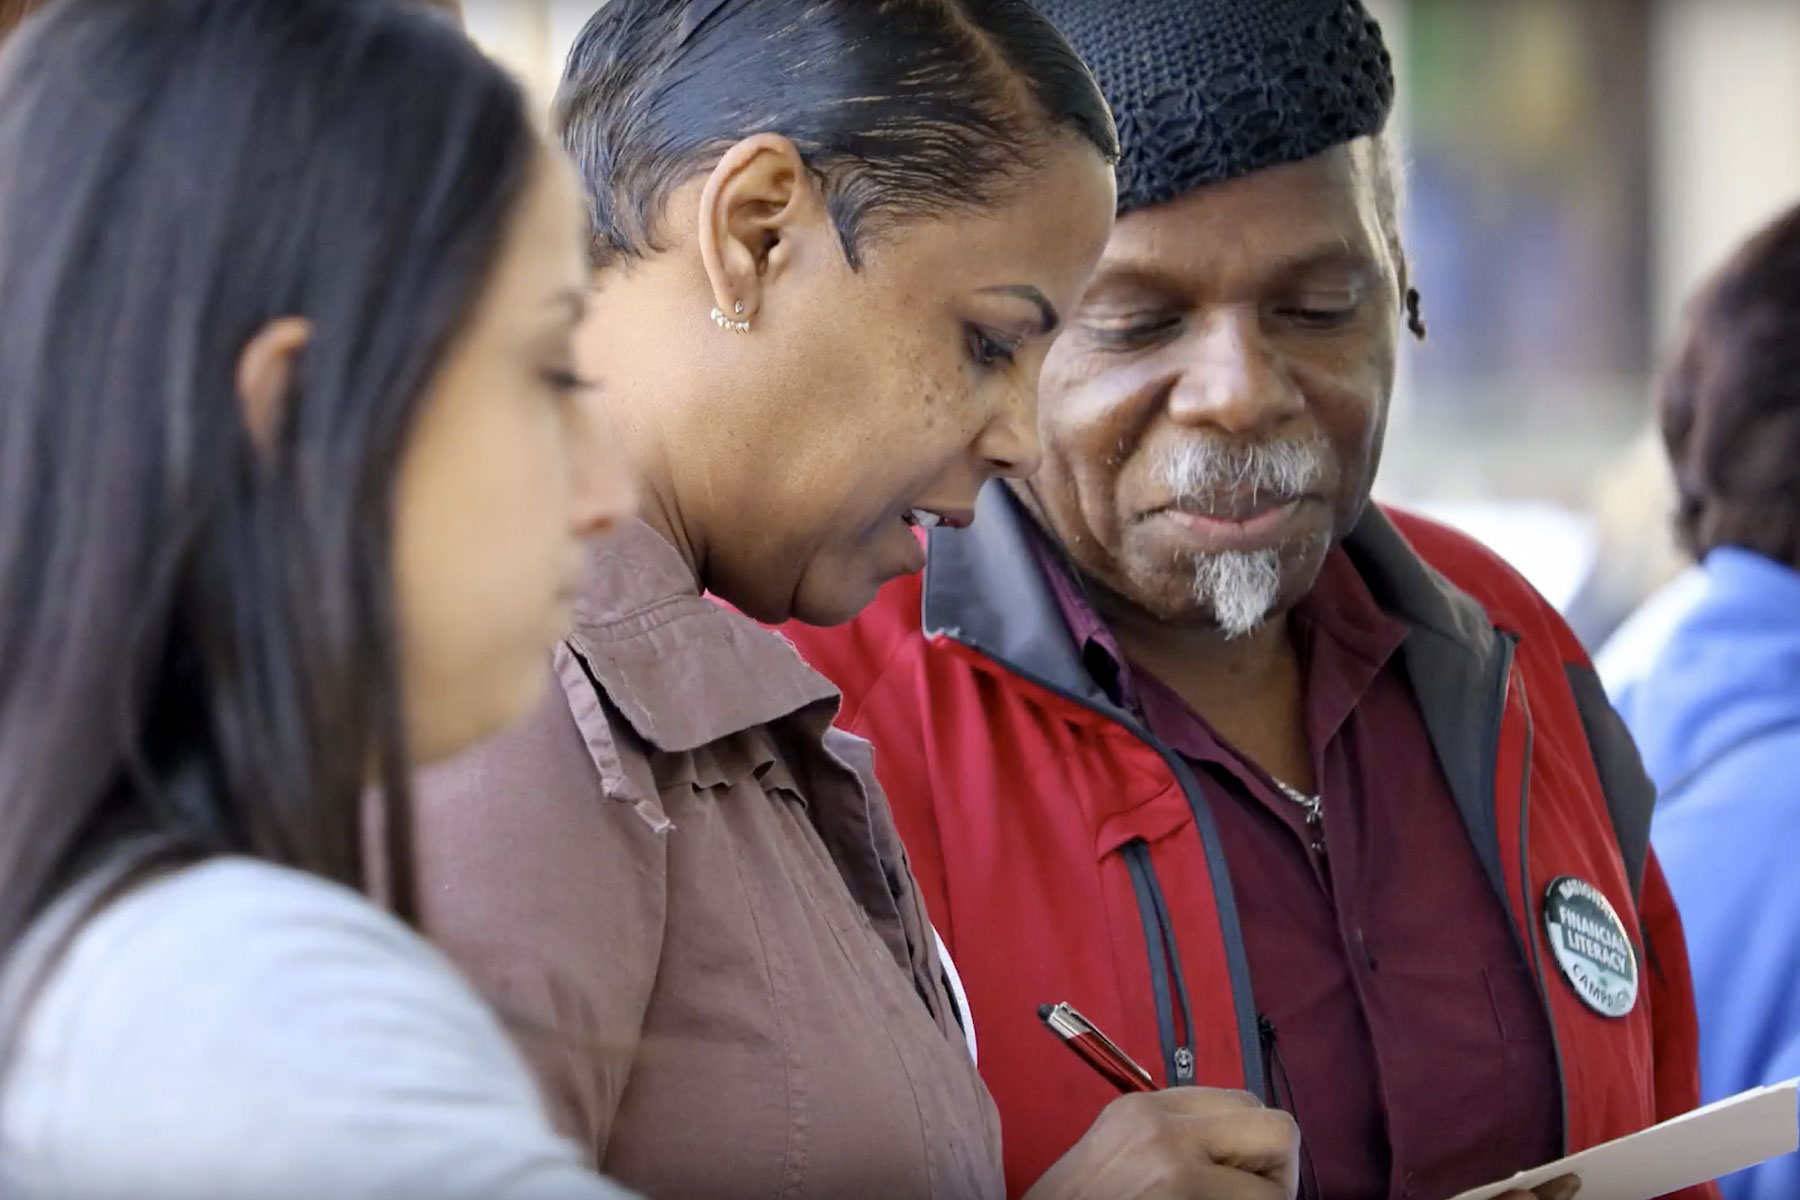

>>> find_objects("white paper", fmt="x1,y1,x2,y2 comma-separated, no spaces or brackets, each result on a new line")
1449,1080,1798,1200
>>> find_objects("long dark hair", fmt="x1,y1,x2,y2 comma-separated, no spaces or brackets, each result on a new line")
558,0,1119,270
0,0,537,966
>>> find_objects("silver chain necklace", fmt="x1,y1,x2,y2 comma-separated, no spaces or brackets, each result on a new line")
1274,779,1325,855
1022,480,1329,854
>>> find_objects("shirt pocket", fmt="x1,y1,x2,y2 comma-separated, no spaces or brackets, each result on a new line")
645,725,790,794
651,725,900,974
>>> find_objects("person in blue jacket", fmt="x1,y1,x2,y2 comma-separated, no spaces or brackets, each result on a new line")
1604,198,1800,1200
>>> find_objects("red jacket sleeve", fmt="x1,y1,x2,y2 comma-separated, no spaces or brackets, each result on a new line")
1640,847,1722,1200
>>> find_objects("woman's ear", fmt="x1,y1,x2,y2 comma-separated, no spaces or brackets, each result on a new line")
695,133,826,328
235,317,313,458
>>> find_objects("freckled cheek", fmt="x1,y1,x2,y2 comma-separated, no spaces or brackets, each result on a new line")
919,366,999,453
855,374,965,510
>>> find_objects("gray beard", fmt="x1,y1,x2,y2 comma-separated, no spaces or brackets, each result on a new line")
1191,547,1284,639
1158,432,1327,639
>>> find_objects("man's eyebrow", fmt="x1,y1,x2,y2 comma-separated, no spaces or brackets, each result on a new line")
1260,242,1381,283
1090,240,1381,293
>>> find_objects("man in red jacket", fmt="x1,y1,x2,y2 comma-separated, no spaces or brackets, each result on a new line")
781,1,1717,1198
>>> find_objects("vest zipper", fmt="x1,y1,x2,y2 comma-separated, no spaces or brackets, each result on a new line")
1122,840,1196,1086
936,636,1267,1097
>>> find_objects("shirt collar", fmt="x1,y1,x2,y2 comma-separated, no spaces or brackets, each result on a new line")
568,520,841,754
1024,520,1412,733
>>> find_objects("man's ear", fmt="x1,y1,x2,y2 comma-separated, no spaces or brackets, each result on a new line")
694,133,829,328
1398,252,1426,341
235,317,312,459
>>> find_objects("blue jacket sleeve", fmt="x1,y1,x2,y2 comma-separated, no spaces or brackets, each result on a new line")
1652,732,1800,1200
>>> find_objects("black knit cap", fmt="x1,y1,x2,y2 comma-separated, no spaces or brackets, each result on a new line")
1032,0,1395,216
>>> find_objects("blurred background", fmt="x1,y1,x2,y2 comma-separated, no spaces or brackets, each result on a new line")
462,0,1800,647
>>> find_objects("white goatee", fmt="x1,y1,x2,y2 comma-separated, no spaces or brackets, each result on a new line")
1193,549,1285,639
1152,432,1329,639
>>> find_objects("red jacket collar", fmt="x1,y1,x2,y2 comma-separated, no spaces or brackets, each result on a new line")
921,483,1520,905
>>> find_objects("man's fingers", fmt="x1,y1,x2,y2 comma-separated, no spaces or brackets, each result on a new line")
1496,1177,1581,1200
1533,1176,1580,1200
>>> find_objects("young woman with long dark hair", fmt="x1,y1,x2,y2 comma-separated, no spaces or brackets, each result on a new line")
0,2,635,1195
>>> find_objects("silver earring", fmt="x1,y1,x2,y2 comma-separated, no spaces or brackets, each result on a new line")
710,303,752,334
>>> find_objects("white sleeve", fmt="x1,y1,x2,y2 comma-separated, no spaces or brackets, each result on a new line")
2,859,638,1200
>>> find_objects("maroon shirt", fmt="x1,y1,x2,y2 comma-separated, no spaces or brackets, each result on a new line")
1038,544,1563,1200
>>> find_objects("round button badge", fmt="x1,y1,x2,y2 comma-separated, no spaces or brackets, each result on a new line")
1542,875,1639,1018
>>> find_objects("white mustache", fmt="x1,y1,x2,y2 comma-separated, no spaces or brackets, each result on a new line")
1153,433,1328,506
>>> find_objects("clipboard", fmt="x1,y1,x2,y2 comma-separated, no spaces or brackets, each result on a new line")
1449,1080,1799,1200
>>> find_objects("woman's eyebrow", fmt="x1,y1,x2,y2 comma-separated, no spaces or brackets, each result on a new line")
978,284,1060,334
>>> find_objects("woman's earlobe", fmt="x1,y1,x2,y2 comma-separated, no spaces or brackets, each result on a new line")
710,301,753,335
695,133,816,330
235,317,313,457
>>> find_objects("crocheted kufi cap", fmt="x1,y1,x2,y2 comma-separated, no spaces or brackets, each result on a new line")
1033,0,1395,216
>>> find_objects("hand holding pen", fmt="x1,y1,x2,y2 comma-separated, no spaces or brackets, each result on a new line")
1027,1001,1300,1199
1033,1002,1576,1200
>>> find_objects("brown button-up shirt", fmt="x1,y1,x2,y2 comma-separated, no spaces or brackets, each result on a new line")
1039,543,1563,1200
409,521,1003,1200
